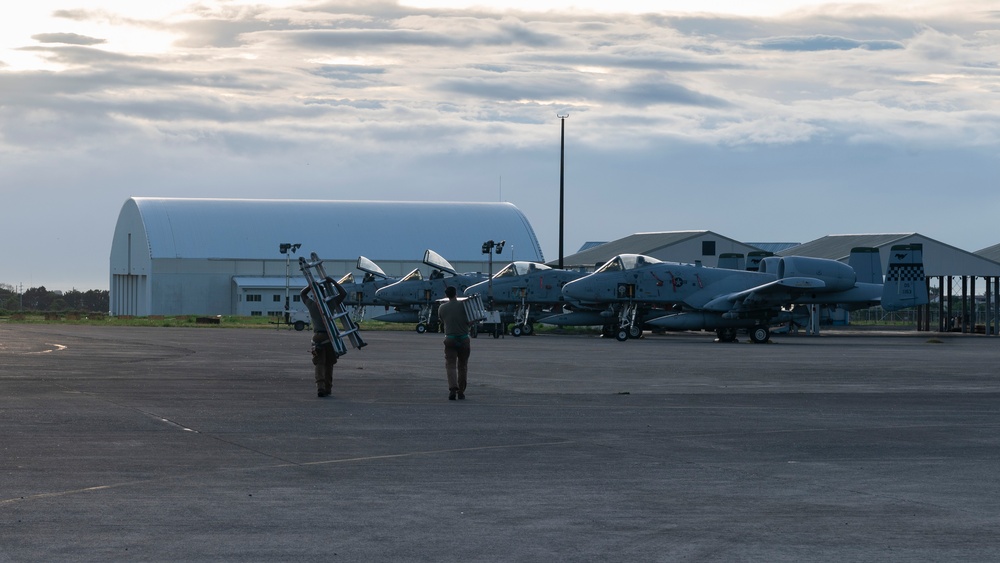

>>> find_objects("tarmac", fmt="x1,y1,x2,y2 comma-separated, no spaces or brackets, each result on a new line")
2,323,1000,562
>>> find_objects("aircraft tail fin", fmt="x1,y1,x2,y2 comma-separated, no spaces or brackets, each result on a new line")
746,251,773,271
882,244,928,311
849,247,883,284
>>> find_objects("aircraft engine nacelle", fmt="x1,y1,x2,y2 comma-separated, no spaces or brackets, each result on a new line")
777,257,856,292
758,256,782,274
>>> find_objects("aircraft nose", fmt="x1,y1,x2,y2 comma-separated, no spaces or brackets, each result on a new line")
374,286,397,302
464,280,487,296
562,277,593,301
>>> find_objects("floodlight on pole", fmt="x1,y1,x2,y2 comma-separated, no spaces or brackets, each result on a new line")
482,239,505,309
279,243,301,326
557,113,569,270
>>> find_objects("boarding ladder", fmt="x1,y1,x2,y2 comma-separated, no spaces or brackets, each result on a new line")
299,252,367,356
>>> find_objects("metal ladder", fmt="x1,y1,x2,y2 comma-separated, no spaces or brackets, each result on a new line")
299,252,367,356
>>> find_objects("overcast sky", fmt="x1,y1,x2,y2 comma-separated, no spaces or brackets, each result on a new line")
2,1,998,291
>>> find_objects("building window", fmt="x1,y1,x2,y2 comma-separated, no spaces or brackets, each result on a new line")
267,311,282,317
250,311,263,316
702,241,716,256
273,294,282,302
293,295,301,303
247,294,262,302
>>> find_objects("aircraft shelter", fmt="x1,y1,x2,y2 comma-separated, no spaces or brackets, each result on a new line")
109,197,544,316
780,234,1000,335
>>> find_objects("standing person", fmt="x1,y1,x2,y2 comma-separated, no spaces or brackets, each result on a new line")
301,277,346,398
438,286,472,400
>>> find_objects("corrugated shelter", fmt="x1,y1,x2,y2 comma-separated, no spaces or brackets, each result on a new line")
110,198,543,316
780,233,1000,334
778,233,1000,276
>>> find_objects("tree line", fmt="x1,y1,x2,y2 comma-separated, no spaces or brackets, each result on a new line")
0,284,109,313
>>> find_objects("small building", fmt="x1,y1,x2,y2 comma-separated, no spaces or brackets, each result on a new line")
110,197,544,316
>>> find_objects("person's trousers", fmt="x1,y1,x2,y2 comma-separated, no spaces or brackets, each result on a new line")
312,333,337,391
443,337,471,392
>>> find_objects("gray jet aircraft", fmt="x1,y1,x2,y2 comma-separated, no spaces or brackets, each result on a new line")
336,256,398,322
463,261,587,336
541,245,928,343
373,249,488,333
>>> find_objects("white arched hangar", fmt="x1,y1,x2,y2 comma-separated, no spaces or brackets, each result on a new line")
109,197,544,316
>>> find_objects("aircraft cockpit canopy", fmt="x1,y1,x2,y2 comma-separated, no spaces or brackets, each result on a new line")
423,249,458,276
495,261,552,279
357,256,388,279
595,254,662,274
400,268,423,282
338,273,356,284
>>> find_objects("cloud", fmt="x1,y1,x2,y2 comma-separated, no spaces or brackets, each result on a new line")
1,1,999,290
754,35,904,51
31,33,107,46
16,45,157,68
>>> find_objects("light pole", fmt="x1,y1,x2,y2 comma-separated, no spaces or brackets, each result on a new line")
557,113,569,269
482,239,505,309
279,243,301,325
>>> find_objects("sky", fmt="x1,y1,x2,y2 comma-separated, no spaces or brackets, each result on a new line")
1,1,998,292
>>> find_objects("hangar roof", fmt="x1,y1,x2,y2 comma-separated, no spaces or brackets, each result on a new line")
779,233,1000,277
120,198,543,263
554,231,762,269
744,242,801,254
778,234,920,261
975,243,1000,264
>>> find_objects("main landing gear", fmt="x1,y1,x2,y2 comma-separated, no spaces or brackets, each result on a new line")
749,325,771,344
614,323,643,341
715,327,738,343
715,326,771,344
511,323,533,337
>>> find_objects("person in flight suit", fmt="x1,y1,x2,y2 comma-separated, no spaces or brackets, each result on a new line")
301,277,346,397
437,286,472,400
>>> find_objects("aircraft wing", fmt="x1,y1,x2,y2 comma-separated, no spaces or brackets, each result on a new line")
701,277,827,312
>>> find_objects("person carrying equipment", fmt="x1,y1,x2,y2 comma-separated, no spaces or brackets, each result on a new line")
301,277,346,397
438,285,473,400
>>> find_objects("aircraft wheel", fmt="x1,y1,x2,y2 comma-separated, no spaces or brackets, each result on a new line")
492,326,501,339
293,321,306,332
512,326,523,337
615,328,629,342
523,323,534,336
628,324,643,339
750,326,770,344
716,328,737,343
416,323,427,334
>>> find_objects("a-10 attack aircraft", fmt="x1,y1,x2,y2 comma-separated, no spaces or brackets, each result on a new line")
539,245,928,343
373,249,488,333
463,261,588,336
335,256,399,322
